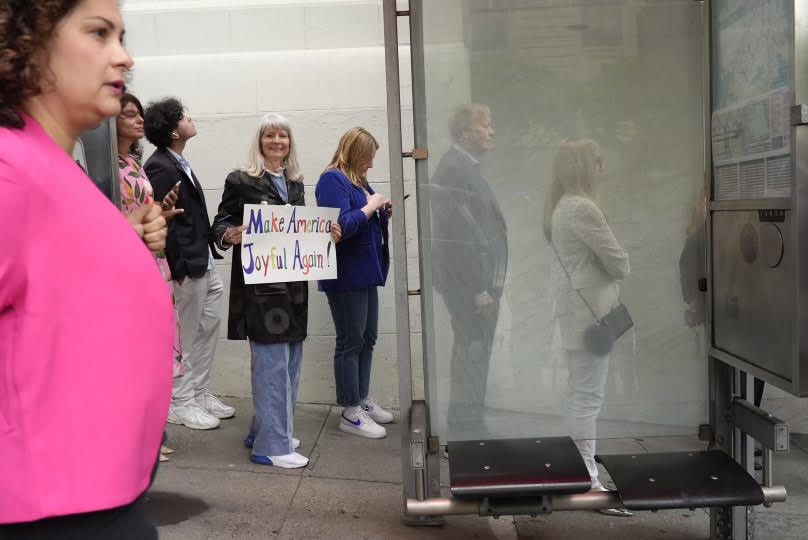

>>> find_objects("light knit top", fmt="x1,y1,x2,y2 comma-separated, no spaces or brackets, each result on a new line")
551,194,630,350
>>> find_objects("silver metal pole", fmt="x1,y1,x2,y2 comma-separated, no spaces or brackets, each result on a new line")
763,448,774,488
406,486,787,517
407,0,442,501
382,0,415,503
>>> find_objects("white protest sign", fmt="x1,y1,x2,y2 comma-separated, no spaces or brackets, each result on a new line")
241,204,339,284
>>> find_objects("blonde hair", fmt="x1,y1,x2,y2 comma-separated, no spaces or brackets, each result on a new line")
543,138,601,241
237,113,303,181
324,127,379,187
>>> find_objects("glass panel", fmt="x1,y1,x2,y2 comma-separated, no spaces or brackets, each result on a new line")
418,0,708,460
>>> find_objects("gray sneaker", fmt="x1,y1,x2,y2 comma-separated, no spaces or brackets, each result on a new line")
167,403,220,430
200,393,235,419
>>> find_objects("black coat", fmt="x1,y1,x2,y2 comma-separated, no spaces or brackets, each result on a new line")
212,170,308,344
145,148,221,281
429,145,508,319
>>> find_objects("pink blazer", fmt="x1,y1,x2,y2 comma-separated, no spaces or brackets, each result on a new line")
0,115,173,523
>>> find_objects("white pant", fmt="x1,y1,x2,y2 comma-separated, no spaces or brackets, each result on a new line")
172,268,224,405
564,348,609,481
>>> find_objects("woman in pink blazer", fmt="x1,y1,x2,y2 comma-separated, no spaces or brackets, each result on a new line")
0,1,174,538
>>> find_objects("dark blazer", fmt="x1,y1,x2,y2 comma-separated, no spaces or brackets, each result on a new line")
145,147,221,281
314,169,390,293
211,170,308,344
429,145,508,314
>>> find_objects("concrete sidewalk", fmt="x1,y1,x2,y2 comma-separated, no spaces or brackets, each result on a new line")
145,398,808,539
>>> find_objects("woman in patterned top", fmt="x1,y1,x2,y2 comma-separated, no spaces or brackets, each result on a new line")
117,92,184,462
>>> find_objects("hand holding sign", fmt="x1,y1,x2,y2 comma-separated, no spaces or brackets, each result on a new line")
224,224,248,245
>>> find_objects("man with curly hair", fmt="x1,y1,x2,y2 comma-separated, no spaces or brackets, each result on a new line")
144,97,234,430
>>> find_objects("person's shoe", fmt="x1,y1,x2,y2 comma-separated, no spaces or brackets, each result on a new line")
591,478,633,517
200,393,235,419
250,452,308,469
598,508,634,517
167,403,220,430
159,453,170,462
244,434,300,449
339,408,387,439
362,396,394,424
160,445,175,455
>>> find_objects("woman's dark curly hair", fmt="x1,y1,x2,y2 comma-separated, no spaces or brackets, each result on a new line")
144,97,184,149
118,93,144,161
0,0,81,129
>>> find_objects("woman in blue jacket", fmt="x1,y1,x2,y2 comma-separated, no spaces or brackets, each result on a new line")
316,127,393,439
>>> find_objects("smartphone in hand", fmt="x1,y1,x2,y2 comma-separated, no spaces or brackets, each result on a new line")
162,181,182,210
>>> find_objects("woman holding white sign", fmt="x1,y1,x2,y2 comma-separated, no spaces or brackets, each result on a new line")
315,127,393,439
213,113,340,469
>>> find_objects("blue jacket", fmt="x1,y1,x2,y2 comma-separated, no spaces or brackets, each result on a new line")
315,169,389,292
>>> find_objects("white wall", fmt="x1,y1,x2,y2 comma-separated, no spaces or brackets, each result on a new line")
122,0,424,407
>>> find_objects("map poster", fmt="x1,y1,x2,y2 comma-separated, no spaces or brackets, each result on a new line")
711,0,792,200
712,88,792,200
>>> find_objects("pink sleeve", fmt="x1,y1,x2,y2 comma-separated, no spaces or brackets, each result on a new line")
0,164,26,308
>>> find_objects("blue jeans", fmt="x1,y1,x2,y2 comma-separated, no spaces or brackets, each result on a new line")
248,341,303,456
326,287,378,407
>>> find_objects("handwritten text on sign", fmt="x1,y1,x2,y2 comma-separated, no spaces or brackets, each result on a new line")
241,204,339,284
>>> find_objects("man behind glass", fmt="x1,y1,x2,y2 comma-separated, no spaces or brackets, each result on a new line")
431,104,507,440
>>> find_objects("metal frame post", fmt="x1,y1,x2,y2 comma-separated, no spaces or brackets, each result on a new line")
407,0,442,502
705,0,753,537
382,0,416,508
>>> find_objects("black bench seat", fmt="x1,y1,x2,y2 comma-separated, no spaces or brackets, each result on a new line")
596,450,764,511
449,436,592,498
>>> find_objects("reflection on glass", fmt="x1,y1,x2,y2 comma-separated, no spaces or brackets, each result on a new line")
544,139,629,482
430,104,507,440
420,0,708,445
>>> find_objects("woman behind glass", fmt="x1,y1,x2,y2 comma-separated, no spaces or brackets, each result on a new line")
212,114,339,468
543,139,631,516
315,127,394,439
0,1,172,537
116,92,184,462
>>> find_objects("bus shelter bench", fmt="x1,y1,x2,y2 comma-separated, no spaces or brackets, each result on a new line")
595,450,764,511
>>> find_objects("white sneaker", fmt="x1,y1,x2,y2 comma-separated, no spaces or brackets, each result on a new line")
200,393,235,419
339,408,387,439
251,451,309,469
293,437,301,449
167,403,220,430
362,396,394,424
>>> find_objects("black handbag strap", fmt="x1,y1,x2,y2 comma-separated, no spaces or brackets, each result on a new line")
550,241,603,324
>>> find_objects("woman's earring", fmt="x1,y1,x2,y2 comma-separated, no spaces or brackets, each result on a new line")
171,131,179,139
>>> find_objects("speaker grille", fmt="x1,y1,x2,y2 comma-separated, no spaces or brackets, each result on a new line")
740,223,758,264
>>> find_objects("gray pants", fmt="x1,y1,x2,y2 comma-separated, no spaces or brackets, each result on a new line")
172,268,224,406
